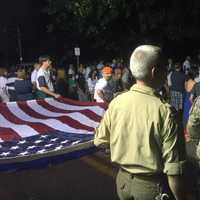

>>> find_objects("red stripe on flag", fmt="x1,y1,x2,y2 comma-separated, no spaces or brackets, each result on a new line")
18,102,94,132
56,98,107,109
0,127,21,141
1,104,52,134
38,100,102,122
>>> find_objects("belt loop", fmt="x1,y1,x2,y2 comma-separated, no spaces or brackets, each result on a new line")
131,174,134,179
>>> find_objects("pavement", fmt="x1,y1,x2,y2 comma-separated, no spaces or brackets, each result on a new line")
0,149,199,200
0,151,119,200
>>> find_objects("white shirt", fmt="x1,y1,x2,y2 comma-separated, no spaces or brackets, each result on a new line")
183,60,191,73
36,68,54,92
167,71,173,87
87,78,97,94
31,69,38,84
94,78,113,103
85,66,91,80
0,76,9,102
68,68,75,75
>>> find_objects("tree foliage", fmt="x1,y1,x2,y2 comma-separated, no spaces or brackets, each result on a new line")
44,0,200,60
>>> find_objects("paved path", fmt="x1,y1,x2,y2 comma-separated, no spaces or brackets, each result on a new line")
0,151,119,200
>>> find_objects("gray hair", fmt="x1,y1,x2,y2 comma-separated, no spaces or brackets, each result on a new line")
130,45,161,80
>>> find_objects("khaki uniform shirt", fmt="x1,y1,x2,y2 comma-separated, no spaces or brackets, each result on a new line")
187,96,200,159
94,84,185,175
187,96,200,140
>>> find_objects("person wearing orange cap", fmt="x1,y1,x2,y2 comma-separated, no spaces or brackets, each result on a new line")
94,66,113,103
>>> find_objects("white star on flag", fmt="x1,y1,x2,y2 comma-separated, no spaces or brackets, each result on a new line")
10,146,20,150
55,146,63,150
0,152,10,156
37,149,46,154
27,146,36,150
19,151,29,156
18,140,26,144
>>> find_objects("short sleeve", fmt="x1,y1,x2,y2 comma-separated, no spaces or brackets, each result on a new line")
31,71,37,83
161,105,186,175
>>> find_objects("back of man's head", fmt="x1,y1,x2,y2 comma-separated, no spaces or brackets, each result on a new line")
130,45,162,81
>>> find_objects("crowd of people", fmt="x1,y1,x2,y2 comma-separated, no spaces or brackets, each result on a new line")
0,56,134,104
0,48,200,199
0,53,200,125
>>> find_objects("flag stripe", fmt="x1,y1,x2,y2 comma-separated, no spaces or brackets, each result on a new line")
38,100,102,122
56,97,106,109
2,104,52,133
26,100,99,128
17,102,94,132
0,114,39,138
46,98,105,116
6,102,94,135
0,127,21,141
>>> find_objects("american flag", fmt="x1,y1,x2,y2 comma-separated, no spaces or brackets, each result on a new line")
0,98,106,171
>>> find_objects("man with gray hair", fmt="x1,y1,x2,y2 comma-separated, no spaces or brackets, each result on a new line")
94,45,186,200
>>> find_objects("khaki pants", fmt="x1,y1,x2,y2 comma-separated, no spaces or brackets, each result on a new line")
116,169,170,200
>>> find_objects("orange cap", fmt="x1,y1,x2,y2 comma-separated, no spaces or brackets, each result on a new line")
101,66,113,75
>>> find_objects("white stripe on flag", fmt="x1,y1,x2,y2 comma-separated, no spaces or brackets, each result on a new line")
7,77,17,84
7,86,15,90
7,103,93,135
0,114,38,137
27,100,99,128
45,98,105,116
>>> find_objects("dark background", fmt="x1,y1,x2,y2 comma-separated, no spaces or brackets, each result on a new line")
0,1,46,65
0,0,200,66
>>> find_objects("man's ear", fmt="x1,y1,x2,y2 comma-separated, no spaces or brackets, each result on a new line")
151,66,156,79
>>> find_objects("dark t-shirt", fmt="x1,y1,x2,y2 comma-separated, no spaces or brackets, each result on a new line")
15,80,32,94
14,80,34,101
170,71,186,92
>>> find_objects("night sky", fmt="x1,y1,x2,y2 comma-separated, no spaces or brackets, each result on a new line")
0,1,200,66
0,0,47,65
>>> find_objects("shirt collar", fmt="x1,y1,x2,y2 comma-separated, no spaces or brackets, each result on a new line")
130,84,156,96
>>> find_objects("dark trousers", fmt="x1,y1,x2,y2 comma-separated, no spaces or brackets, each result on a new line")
116,168,171,200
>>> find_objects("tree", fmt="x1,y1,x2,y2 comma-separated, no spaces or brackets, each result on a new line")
44,0,200,61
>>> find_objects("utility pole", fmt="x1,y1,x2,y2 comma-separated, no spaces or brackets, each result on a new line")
74,47,80,69
17,26,23,64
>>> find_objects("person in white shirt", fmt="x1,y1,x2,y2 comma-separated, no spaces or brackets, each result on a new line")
36,55,60,99
94,66,113,103
183,56,191,74
0,68,9,102
31,63,40,89
85,65,91,80
68,64,75,78
87,69,98,101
